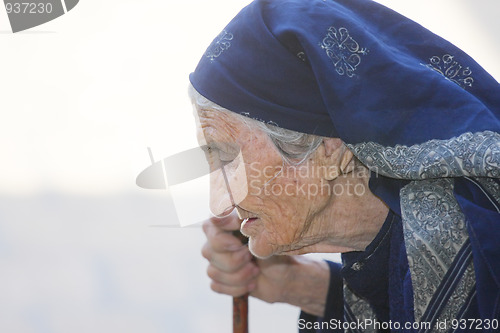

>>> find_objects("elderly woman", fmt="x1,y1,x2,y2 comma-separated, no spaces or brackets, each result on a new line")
190,0,500,331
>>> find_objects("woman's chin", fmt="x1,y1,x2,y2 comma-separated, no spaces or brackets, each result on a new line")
248,237,276,259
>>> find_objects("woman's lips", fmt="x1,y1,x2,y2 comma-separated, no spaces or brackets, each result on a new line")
241,217,258,233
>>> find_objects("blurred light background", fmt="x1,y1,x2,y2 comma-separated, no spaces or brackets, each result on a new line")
0,0,498,332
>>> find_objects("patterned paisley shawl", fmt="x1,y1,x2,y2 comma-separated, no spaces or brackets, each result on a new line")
344,133,500,331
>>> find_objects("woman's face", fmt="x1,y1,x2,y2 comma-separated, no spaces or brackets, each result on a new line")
196,108,334,258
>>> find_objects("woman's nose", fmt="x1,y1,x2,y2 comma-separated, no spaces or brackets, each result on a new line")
209,153,249,217
209,170,236,217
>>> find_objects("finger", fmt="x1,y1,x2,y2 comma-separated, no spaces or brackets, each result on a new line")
204,245,253,272
210,280,256,297
201,242,252,272
203,220,246,252
209,210,242,231
207,261,259,287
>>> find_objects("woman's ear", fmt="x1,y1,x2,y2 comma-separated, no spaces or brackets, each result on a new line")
321,138,350,180
340,149,355,174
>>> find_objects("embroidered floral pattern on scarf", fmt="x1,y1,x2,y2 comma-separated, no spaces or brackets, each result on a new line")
320,26,368,78
422,54,474,88
205,30,234,61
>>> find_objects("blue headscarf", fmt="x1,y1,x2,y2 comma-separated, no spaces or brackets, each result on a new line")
189,0,500,146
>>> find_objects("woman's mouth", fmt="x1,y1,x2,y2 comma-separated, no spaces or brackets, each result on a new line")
241,217,258,233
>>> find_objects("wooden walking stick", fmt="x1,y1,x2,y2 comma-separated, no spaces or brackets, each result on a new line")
233,231,249,333
233,294,248,333
221,160,250,332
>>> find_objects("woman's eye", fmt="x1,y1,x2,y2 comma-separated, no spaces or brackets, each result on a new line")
202,144,239,163
202,145,217,155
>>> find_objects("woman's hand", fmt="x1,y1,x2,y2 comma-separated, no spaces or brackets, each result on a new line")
201,212,330,316
201,212,260,297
